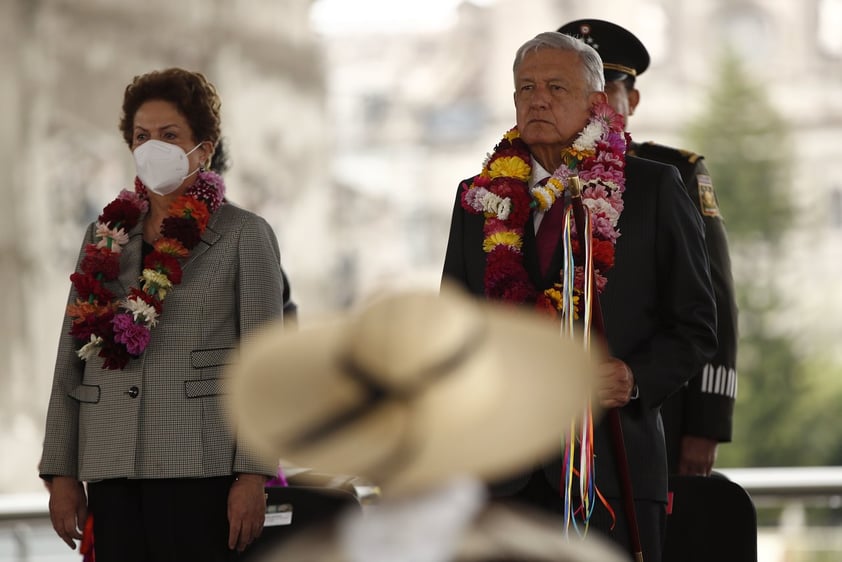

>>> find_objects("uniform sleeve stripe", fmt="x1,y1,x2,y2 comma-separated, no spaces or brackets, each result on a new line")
701,364,737,398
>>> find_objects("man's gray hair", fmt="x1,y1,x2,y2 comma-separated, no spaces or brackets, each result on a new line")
513,31,605,92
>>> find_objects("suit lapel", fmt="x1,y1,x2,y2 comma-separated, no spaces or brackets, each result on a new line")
115,218,145,298
180,206,224,272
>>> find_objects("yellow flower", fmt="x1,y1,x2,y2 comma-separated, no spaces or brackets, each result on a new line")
141,269,174,298
542,288,580,319
532,190,552,212
488,156,530,181
503,128,520,141
547,177,565,193
544,287,563,309
482,231,522,253
567,146,595,161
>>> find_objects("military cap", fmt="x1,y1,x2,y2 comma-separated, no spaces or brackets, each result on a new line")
558,19,650,82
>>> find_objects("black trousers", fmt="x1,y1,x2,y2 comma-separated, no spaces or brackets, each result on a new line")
496,470,666,562
87,477,238,562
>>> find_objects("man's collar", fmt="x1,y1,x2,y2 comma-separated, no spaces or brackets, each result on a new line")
529,157,551,188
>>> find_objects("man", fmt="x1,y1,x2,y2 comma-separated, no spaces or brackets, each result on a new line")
558,19,738,477
442,31,717,561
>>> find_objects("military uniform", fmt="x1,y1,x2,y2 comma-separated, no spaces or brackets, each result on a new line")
559,18,739,474
629,141,738,473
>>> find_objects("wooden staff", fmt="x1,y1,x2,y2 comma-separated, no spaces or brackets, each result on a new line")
569,175,643,562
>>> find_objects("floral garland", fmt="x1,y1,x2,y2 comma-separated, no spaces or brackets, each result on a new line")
66,170,226,370
461,101,627,317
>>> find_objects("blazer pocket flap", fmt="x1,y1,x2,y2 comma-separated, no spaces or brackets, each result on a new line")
191,347,234,369
68,384,101,403
185,378,226,398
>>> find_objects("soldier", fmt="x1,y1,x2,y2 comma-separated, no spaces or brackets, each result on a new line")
558,18,738,477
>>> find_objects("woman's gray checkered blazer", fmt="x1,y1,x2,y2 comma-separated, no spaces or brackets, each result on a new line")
40,202,285,482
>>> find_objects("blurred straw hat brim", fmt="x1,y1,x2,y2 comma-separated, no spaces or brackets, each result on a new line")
226,283,600,497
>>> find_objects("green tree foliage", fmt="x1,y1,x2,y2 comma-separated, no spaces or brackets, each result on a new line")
686,50,793,244
683,50,825,467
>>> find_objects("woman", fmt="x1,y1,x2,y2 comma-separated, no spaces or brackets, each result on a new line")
39,68,285,561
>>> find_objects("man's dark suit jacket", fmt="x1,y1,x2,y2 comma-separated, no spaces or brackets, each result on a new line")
442,155,718,504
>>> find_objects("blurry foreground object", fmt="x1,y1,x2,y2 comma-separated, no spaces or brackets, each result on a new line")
266,477,626,562
227,282,600,496
227,283,625,561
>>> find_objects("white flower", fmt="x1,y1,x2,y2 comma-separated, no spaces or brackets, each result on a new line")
122,297,160,327
496,197,512,221
573,121,604,152
476,190,512,220
530,177,565,211
77,335,103,361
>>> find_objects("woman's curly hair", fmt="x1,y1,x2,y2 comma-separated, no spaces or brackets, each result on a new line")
119,68,221,148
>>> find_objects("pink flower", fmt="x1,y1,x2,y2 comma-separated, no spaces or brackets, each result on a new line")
190,171,226,209
592,101,625,132
112,313,151,356
574,267,608,293
604,131,627,154
591,215,621,242
116,188,149,214
598,150,624,167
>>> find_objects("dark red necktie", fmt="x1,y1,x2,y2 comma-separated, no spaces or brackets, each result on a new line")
535,177,566,278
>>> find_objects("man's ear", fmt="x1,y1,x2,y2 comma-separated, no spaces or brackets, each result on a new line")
628,88,641,116
590,90,608,107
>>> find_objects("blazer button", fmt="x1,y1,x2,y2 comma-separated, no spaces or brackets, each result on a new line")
127,386,139,398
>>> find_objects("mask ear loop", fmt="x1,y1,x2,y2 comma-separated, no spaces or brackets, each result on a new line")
183,142,207,179
197,140,214,171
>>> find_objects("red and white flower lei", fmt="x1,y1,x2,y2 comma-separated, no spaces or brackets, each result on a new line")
66,171,226,370
461,101,627,317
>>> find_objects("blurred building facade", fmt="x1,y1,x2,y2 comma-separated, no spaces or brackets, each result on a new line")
2,0,841,494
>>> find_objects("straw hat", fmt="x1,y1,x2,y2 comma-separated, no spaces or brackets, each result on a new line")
226,283,600,497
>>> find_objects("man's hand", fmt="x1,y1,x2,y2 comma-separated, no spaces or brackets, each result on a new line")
597,357,635,409
48,476,87,550
678,435,718,476
228,474,267,552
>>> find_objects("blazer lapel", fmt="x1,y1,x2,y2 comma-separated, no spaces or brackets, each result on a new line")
180,207,223,272
115,218,145,298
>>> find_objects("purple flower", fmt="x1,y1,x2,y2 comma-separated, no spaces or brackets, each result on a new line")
112,313,151,356
192,171,226,209
116,188,149,214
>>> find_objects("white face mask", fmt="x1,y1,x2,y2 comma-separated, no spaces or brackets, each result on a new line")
133,140,202,196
